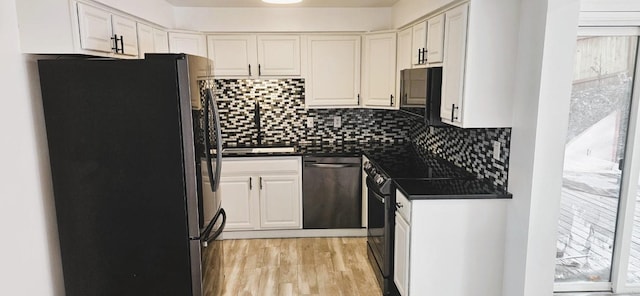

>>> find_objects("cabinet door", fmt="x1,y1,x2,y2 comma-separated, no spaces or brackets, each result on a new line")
219,176,258,231
362,32,397,107
207,35,257,76
396,28,413,99
394,214,410,296
257,35,301,76
259,174,301,229
426,14,445,64
411,21,427,67
153,28,169,53
440,4,468,124
137,23,154,57
306,35,361,106
112,15,138,56
168,32,207,57
77,3,113,53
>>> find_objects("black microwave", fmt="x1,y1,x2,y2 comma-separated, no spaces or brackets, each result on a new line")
399,67,445,126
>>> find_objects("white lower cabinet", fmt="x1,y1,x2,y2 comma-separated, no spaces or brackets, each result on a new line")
393,189,507,296
259,174,300,229
219,176,256,230
218,157,302,232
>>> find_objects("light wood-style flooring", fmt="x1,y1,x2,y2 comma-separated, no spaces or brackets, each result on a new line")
222,237,382,296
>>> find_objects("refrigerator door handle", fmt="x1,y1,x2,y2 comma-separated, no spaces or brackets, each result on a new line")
204,88,223,192
201,208,226,243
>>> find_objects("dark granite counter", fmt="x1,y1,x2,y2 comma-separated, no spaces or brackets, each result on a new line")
216,141,512,200
394,178,512,200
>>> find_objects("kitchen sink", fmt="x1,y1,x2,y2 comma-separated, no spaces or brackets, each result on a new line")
220,146,295,154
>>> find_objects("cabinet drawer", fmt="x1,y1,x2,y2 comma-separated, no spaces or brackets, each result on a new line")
395,189,411,223
221,157,301,175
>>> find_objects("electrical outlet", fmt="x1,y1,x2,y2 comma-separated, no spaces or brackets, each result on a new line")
493,141,501,160
306,117,314,128
333,116,341,128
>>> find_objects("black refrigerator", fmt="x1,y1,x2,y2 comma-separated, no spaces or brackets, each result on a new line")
38,54,225,296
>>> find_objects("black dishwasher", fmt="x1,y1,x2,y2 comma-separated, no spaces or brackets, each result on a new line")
302,156,362,229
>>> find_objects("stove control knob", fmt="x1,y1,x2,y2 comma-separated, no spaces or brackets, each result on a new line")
375,175,385,184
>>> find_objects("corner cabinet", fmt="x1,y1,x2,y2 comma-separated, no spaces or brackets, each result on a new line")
218,157,302,232
207,34,301,77
305,35,361,107
361,32,397,108
392,189,508,296
168,32,207,58
137,23,169,57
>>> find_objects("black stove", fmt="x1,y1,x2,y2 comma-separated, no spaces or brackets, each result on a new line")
363,144,475,296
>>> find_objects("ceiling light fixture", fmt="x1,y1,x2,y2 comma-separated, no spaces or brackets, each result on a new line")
262,0,303,4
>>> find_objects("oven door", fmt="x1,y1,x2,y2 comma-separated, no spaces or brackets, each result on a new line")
366,176,387,273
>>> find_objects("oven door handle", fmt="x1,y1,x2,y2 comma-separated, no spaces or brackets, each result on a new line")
366,176,386,203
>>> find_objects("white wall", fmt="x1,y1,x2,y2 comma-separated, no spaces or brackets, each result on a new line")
503,0,580,295
391,0,458,28
0,0,64,295
95,0,175,27
173,7,393,32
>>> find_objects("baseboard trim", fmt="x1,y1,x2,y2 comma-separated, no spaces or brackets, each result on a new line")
221,228,367,240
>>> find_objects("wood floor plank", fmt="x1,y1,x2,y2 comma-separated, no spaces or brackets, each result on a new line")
222,237,381,296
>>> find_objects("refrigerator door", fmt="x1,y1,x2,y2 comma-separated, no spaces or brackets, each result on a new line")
38,58,194,296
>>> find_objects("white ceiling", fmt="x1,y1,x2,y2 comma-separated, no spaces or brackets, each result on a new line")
165,0,400,8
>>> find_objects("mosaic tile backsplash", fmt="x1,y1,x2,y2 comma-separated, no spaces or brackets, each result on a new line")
203,78,511,190
205,79,412,146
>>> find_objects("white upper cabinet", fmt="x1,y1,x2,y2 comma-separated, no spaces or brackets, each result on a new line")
257,35,301,76
362,32,397,108
77,3,113,53
207,35,256,76
152,28,169,53
396,27,413,100
138,24,170,57
137,23,155,57
76,3,138,57
306,35,361,107
207,34,300,77
411,21,427,67
426,14,445,64
168,32,207,57
440,4,468,126
111,15,138,56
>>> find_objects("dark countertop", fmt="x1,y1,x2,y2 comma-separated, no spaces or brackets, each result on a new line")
394,178,512,200
218,141,511,200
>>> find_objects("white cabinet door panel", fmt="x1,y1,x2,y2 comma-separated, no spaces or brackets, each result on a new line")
426,14,445,64
362,33,397,107
441,4,468,124
207,35,256,76
219,176,257,231
257,35,301,76
394,214,410,296
411,21,427,67
112,15,138,56
137,23,154,57
153,28,169,53
169,32,207,57
77,3,113,53
306,35,361,106
259,175,301,229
